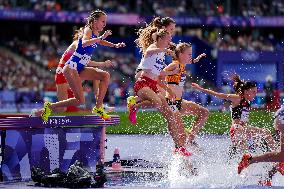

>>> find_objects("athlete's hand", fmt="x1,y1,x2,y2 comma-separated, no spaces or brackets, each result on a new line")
171,65,180,75
191,83,202,90
167,90,176,101
114,42,126,48
101,30,112,40
193,53,206,63
103,60,113,68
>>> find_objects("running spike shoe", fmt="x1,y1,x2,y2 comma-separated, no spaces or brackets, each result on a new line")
92,107,110,120
238,154,252,174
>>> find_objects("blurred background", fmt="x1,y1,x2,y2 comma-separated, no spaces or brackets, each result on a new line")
0,0,284,113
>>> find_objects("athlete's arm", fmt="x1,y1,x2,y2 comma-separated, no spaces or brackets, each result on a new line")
191,83,240,102
145,44,174,57
67,41,77,51
87,60,113,68
193,53,206,63
99,40,126,48
160,63,179,77
82,28,111,48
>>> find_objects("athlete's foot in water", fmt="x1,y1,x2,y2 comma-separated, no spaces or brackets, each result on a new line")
127,96,137,125
186,133,202,152
41,102,52,122
92,106,110,120
185,130,198,147
238,154,252,174
179,158,198,177
186,140,200,148
174,146,192,157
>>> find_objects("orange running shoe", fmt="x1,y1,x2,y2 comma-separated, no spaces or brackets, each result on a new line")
238,154,252,174
277,162,284,175
174,146,192,157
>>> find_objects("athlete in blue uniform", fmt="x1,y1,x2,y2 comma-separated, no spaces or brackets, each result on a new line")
41,10,125,122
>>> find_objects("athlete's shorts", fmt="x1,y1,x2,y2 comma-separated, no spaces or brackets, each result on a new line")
134,76,158,95
166,98,182,112
66,52,91,73
55,63,67,84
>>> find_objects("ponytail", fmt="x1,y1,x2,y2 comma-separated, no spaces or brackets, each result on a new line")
231,73,256,94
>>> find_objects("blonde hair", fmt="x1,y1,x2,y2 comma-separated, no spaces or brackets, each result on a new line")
173,42,192,60
136,16,175,55
85,10,106,29
72,27,84,41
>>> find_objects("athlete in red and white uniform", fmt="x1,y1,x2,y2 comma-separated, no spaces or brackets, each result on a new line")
238,105,284,186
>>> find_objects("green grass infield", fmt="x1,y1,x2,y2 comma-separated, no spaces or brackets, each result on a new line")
23,110,275,135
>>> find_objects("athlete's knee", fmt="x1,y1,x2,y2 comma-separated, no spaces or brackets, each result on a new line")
200,108,209,119
57,107,67,112
153,98,162,108
101,72,110,82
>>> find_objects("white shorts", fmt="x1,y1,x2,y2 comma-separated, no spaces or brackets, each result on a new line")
274,107,284,131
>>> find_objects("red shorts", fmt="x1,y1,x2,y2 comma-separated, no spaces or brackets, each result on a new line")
55,63,67,84
67,88,74,98
134,76,159,95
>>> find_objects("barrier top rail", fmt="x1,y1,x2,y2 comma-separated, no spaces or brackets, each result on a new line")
0,114,120,130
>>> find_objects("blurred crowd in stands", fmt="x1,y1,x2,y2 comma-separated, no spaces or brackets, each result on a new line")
1,0,284,16
0,50,53,91
1,0,284,109
2,26,283,107
199,29,278,52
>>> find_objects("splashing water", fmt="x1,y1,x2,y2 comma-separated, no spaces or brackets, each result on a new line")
106,134,284,188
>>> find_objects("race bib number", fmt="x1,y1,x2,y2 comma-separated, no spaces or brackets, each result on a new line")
170,104,178,113
240,108,249,122
179,75,186,87
68,61,77,70
56,67,63,74
79,54,91,66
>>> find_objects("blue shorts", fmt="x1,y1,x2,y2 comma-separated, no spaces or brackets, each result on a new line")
66,53,89,73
